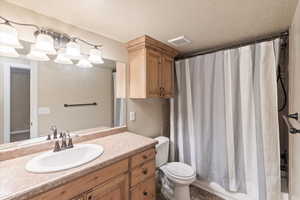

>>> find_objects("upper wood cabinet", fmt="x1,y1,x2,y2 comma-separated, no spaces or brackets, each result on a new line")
127,35,179,99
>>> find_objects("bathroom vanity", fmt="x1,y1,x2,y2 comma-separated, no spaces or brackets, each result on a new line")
0,132,157,200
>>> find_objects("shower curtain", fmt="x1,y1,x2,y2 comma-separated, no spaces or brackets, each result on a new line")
170,39,281,200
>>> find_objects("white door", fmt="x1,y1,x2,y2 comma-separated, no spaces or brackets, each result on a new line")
3,62,38,143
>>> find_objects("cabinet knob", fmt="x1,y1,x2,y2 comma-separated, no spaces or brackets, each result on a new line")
142,155,148,159
159,87,165,97
87,195,93,200
142,169,148,175
159,87,163,97
143,191,148,196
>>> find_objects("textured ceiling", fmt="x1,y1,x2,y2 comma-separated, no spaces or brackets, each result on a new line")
5,0,299,53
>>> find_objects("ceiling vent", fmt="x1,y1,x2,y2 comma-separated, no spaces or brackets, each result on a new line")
168,36,191,46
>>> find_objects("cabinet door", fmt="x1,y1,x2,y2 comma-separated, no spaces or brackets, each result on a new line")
131,177,156,200
129,49,147,98
146,49,161,98
86,175,128,200
160,55,174,98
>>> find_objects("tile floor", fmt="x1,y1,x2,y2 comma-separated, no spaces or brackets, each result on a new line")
157,185,224,200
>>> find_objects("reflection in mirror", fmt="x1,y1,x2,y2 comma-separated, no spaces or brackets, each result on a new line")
0,41,126,147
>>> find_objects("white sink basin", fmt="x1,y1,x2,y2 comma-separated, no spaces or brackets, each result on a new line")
26,144,104,173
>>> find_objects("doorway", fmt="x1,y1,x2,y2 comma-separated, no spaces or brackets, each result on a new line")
10,67,30,142
3,62,38,143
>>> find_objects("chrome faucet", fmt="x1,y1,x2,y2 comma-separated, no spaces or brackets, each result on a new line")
67,133,74,148
53,131,74,152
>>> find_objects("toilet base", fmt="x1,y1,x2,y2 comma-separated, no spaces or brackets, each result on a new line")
174,184,191,200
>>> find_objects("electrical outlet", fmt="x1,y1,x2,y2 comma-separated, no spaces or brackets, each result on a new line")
38,107,51,115
129,112,136,121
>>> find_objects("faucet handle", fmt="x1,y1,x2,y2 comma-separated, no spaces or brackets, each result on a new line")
50,125,57,131
50,125,58,139
67,134,74,148
53,140,61,152
47,134,51,140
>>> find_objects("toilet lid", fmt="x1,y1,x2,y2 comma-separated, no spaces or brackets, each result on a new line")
163,162,196,180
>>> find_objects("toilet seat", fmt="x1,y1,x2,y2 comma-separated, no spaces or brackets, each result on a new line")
160,162,196,183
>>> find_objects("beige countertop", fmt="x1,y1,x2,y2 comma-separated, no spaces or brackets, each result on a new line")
0,132,157,200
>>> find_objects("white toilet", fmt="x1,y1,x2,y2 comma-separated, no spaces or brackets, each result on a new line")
155,136,196,200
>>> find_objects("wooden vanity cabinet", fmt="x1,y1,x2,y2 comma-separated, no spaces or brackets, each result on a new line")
28,147,156,200
127,35,179,99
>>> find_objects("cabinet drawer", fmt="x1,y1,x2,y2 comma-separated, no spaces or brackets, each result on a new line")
131,148,156,168
131,160,155,187
131,177,156,200
29,159,128,200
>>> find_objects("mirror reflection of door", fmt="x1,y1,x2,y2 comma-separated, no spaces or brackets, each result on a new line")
10,67,31,142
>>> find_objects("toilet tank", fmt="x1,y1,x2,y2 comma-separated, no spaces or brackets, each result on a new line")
155,136,169,167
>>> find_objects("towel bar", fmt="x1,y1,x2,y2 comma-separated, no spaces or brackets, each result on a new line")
64,102,97,107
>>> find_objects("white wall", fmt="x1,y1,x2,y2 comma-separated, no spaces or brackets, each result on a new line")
127,99,170,138
289,1,300,199
0,66,3,144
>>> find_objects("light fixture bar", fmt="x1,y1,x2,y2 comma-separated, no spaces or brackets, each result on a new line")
74,37,102,48
0,16,39,30
0,16,102,48
0,16,104,67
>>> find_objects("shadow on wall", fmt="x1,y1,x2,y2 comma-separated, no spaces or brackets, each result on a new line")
127,99,170,138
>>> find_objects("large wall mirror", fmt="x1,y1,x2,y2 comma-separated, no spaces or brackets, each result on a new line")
0,41,127,148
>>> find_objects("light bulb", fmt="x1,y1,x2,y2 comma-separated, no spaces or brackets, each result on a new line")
77,58,93,68
0,23,23,49
35,33,56,55
27,44,49,61
88,48,104,64
65,41,82,60
54,48,73,65
0,45,19,58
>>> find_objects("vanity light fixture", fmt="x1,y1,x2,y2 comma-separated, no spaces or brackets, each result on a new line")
65,40,82,60
77,57,93,68
54,48,73,65
27,44,50,61
0,22,23,49
0,16,104,67
0,45,19,58
34,32,57,55
88,47,104,64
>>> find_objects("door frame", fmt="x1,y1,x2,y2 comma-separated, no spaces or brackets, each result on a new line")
2,60,38,143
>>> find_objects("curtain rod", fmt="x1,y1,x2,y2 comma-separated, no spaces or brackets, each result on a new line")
175,31,289,60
